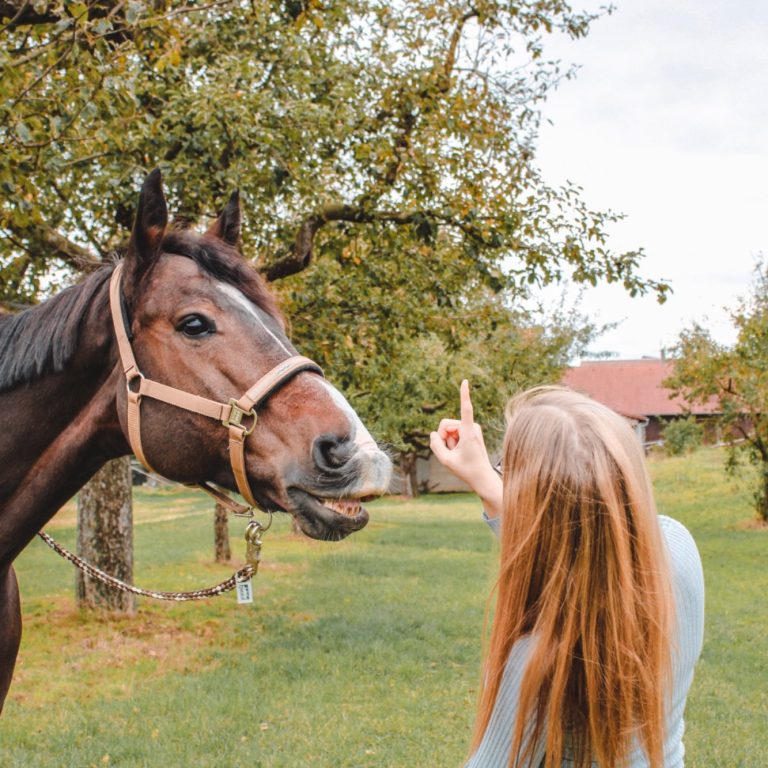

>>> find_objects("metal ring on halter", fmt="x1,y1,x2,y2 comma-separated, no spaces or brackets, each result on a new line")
126,370,145,394
222,398,257,435
235,508,273,531
257,509,273,533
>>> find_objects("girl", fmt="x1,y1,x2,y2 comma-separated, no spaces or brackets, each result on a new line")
430,382,704,768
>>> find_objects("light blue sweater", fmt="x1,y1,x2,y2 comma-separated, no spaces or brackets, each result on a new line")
467,515,705,768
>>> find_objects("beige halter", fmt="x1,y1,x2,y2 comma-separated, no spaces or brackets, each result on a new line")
109,262,323,515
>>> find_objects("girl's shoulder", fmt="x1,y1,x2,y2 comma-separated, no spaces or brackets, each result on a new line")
657,515,705,657
657,514,702,570
657,515,704,580
657,513,690,536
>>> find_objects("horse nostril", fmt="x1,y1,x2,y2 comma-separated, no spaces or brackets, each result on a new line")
313,434,356,472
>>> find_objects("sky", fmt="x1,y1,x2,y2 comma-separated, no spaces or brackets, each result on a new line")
532,0,768,360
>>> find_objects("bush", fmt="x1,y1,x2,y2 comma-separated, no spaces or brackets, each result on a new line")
663,416,704,456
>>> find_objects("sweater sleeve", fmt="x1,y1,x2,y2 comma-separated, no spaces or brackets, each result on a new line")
657,515,705,766
469,512,544,767
483,510,501,539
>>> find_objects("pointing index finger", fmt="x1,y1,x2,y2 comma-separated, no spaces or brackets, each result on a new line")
460,379,474,428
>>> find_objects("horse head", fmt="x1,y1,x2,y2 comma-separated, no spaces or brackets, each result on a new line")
115,170,392,540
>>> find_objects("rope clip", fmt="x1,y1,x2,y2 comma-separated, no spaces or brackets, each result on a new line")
244,511,272,572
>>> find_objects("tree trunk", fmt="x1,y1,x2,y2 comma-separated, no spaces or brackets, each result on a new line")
399,452,420,498
76,457,134,613
214,500,231,562
759,465,768,522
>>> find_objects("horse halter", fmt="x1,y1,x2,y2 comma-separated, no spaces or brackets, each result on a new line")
108,262,323,515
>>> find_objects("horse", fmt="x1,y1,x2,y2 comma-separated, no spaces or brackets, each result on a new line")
0,170,392,713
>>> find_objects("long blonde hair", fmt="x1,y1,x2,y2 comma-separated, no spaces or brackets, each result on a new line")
470,386,674,768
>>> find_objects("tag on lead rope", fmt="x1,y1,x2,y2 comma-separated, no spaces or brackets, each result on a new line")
236,576,254,605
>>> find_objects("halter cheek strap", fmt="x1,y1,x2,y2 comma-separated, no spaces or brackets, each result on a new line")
109,262,323,514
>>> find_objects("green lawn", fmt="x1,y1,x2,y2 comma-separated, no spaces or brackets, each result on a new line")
0,447,765,767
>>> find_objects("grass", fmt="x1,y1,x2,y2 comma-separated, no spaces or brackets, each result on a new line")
0,447,766,767
648,448,768,767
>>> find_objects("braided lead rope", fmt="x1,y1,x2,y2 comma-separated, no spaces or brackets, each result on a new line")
37,531,254,602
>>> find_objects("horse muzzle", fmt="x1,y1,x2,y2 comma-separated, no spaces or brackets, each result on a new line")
285,442,392,540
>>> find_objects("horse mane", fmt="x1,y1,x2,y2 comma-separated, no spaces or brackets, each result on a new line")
0,229,283,393
0,267,113,393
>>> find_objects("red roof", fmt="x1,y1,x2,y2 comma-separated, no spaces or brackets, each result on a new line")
562,359,719,418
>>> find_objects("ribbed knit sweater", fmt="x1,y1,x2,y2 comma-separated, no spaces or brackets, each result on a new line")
466,515,705,768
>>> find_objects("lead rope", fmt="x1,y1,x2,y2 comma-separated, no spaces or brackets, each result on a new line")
36,516,268,603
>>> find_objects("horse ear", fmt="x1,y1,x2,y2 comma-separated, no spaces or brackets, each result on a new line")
206,190,242,248
126,169,168,274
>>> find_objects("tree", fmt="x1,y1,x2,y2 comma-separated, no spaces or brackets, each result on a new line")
214,497,232,562
2,0,668,304
667,260,768,521
2,3,670,559
76,457,135,612
661,416,703,457
285,246,599,493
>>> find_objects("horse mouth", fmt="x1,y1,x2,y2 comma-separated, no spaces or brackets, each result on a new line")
286,489,370,541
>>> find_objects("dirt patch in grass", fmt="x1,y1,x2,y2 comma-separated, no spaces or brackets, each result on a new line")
737,518,768,531
45,500,208,529
10,600,224,709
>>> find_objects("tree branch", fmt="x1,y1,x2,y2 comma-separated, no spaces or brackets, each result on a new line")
260,198,502,282
263,8,480,283
369,9,478,195
0,298,34,312
261,205,420,282
419,401,447,414
403,430,434,454
7,30,79,118
3,220,102,271
0,0,176,30
49,179,106,257
0,0,57,28
752,433,768,463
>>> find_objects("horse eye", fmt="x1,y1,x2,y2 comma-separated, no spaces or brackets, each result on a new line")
177,314,215,337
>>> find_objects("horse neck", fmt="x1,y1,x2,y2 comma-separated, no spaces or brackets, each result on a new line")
0,272,128,565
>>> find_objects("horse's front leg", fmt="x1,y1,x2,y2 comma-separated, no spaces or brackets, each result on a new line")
0,565,22,715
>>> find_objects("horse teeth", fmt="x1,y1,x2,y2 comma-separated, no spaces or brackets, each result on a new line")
321,498,361,517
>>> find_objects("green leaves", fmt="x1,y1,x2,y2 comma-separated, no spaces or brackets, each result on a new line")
668,259,768,520
2,0,663,461
2,1,661,300
280,222,597,462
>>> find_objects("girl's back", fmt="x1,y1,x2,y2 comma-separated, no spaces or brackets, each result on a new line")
467,515,704,768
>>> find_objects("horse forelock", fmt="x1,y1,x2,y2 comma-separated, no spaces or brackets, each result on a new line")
160,229,284,328
0,231,283,394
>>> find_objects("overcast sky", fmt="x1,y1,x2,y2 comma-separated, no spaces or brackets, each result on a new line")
532,0,768,360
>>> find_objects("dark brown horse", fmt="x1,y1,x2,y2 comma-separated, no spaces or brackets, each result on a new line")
0,171,392,712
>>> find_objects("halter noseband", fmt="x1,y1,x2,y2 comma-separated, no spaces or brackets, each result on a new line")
109,262,323,514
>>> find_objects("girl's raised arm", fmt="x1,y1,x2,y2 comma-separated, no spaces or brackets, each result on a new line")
430,380,503,519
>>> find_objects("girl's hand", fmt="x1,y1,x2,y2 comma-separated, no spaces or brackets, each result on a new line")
430,380,503,518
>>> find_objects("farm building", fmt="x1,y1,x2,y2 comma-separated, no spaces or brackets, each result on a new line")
396,358,721,494
562,358,720,445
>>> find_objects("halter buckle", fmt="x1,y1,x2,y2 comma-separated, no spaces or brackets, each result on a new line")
223,399,257,435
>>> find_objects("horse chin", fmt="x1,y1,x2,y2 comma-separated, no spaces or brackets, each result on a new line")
285,488,370,541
